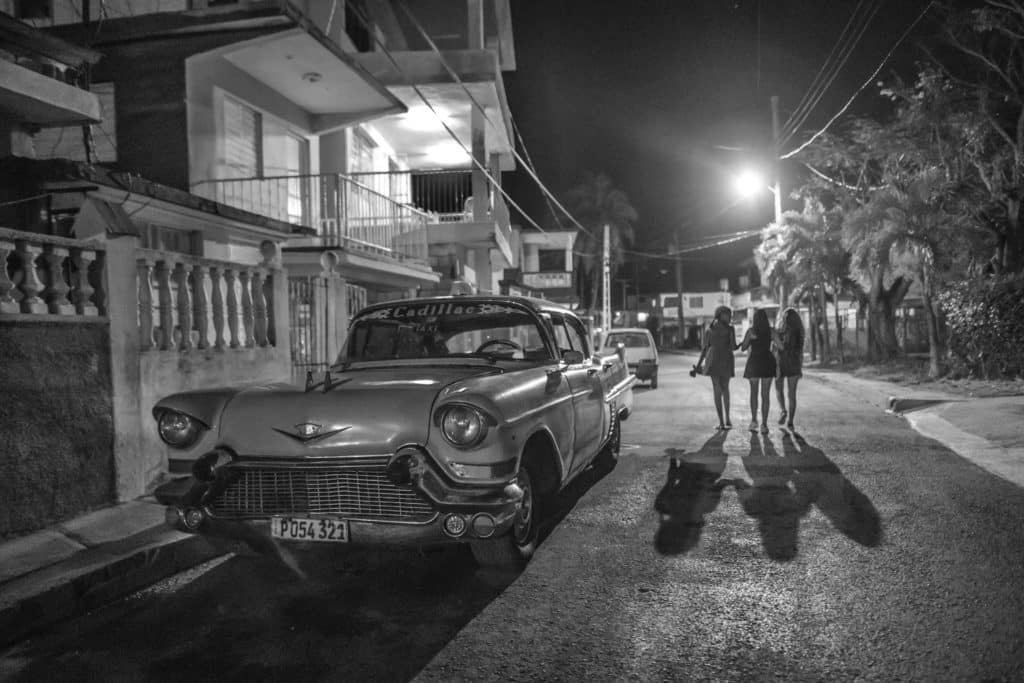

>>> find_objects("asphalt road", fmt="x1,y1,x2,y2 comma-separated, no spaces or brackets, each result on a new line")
2,354,1023,682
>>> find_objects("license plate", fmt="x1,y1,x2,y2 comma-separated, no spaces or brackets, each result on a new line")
271,517,349,543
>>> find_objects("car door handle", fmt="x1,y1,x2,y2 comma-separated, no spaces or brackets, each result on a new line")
588,367,599,376
602,361,614,371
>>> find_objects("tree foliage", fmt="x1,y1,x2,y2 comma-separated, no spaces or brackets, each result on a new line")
562,173,637,315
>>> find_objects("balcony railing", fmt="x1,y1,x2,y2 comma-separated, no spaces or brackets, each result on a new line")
522,271,572,290
192,174,430,263
136,248,276,352
0,227,105,317
350,169,513,253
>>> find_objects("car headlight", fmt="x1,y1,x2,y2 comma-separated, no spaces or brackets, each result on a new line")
157,410,204,449
439,405,488,448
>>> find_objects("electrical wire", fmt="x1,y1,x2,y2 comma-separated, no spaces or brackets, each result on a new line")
345,1,550,235
781,1,934,160
395,1,596,239
778,0,871,141
780,0,882,148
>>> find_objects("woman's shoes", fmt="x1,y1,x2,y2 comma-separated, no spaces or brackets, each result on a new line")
760,424,769,434
778,410,788,425
724,421,733,429
786,421,794,431
749,420,759,432
715,424,726,431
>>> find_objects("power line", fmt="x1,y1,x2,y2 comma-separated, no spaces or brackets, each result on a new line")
344,0,550,234
780,0,882,147
781,1,934,160
396,1,597,240
779,0,871,140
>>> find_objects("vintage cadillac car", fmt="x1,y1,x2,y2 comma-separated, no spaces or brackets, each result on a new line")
156,292,636,569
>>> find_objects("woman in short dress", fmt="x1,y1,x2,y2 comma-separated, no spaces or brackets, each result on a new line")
696,305,737,430
740,308,779,434
774,307,805,430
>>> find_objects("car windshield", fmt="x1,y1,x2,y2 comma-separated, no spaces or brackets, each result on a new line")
605,332,651,348
341,301,551,363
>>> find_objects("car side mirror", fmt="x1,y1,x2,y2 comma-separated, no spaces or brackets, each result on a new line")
561,349,585,365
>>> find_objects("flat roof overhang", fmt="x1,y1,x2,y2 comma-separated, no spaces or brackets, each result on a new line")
283,246,440,289
428,219,513,265
353,49,515,171
0,60,101,127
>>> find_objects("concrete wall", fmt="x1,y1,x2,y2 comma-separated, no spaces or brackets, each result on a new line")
0,319,115,538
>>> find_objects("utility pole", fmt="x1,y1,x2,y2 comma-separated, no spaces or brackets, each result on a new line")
771,94,787,311
674,228,684,348
602,223,611,332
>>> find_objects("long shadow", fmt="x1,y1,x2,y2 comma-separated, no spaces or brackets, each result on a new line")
652,431,730,555
736,434,811,561
783,431,883,547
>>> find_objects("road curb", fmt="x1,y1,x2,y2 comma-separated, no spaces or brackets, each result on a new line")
0,529,228,648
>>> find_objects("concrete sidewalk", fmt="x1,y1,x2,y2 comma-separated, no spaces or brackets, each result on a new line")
1,360,1021,649
0,498,229,648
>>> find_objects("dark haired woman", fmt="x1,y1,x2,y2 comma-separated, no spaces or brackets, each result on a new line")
696,305,737,430
740,308,779,434
774,307,805,430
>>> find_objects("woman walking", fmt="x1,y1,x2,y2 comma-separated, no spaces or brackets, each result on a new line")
774,307,805,430
740,308,778,434
696,305,737,431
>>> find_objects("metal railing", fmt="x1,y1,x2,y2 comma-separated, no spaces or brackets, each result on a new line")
192,173,430,262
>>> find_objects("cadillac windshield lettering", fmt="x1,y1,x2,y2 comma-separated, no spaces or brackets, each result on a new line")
156,292,636,569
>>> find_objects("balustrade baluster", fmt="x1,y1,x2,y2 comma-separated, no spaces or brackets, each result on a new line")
0,239,19,314
264,272,276,347
15,240,47,314
41,244,74,315
211,266,226,350
239,269,255,348
192,263,210,350
155,260,175,350
173,262,193,351
137,258,155,350
225,268,240,348
252,269,268,347
71,248,98,316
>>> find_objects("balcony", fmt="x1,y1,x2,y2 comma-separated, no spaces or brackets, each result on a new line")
0,13,101,126
192,173,430,263
350,169,513,265
193,168,513,265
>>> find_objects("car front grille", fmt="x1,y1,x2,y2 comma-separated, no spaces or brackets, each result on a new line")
208,465,436,522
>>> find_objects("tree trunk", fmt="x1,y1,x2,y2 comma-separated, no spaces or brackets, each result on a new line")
833,278,845,365
922,291,944,379
866,271,909,361
807,295,818,361
818,283,832,365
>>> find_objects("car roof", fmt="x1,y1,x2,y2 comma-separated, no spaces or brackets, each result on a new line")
360,294,574,316
603,328,653,335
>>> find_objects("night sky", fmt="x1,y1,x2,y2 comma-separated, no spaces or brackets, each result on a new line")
503,0,937,294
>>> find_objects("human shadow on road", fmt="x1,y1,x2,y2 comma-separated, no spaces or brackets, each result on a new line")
735,434,811,561
783,431,883,548
653,431,730,556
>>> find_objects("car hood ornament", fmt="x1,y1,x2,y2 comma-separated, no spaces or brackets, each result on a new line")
273,422,348,443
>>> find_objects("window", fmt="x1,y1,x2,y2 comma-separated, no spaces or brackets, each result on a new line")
605,332,651,349
689,296,703,309
223,95,262,178
537,249,564,273
35,83,117,163
548,314,573,356
565,317,591,356
350,128,376,174
662,295,679,308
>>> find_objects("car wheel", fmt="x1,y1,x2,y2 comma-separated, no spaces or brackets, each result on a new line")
470,464,538,570
650,372,658,389
595,412,621,469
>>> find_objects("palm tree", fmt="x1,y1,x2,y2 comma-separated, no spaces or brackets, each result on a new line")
563,173,638,317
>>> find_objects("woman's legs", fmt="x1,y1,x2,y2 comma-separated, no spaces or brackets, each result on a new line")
775,376,787,424
711,377,725,427
760,378,772,427
786,376,800,427
748,378,759,429
721,377,732,427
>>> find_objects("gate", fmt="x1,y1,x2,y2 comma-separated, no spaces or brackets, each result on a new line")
288,276,330,384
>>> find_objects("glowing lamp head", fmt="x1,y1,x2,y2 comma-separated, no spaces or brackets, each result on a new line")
734,170,764,198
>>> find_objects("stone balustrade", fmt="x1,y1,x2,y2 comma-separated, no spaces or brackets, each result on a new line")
0,227,105,317
135,248,276,352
